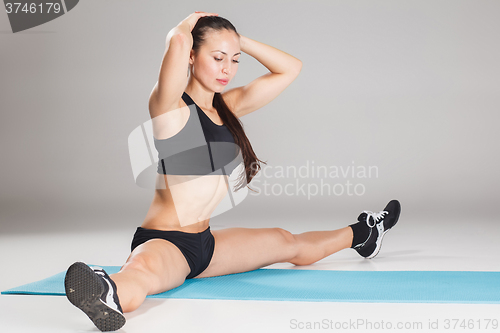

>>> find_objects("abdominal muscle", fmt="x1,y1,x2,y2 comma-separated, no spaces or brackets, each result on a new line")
141,173,230,233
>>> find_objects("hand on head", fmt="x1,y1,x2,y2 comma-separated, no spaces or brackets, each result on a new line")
183,11,219,31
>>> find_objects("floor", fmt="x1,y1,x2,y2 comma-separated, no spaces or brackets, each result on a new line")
1,213,499,333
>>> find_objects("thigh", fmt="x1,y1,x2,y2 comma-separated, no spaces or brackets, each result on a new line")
121,238,192,295
195,227,297,279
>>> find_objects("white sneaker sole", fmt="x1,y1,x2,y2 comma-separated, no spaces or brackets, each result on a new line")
365,225,390,259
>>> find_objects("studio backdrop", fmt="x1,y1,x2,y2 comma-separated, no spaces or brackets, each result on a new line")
1,0,498,234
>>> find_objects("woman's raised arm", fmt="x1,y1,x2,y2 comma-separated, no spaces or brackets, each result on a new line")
223,34,302,118
149,12,218,118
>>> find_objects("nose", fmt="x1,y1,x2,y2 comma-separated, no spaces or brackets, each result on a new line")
222,62,230,76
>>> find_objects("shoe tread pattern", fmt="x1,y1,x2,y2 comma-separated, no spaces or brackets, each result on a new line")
64,262,125,332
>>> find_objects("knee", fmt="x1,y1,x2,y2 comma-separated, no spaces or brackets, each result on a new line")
274,228,299,256
274,228,296,244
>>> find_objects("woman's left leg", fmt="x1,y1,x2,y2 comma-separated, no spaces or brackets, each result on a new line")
195,226,353,279
286,227,353,265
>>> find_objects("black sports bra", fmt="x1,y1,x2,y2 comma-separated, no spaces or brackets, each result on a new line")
153,92,242,176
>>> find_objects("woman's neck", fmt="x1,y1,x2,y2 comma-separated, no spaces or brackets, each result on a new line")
185,83,216,111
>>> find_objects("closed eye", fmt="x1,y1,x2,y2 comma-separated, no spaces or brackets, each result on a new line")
214,57,240,63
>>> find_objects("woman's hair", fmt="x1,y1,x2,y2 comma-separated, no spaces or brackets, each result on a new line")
191,16,267,192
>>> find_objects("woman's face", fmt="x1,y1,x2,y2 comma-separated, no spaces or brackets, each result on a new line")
189,29,241,93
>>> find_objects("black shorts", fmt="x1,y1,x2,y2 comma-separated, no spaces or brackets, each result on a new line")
131,226,215,279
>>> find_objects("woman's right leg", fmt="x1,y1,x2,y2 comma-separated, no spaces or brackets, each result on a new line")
110,238,192,313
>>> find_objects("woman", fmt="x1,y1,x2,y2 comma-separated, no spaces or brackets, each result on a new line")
64,12,401,332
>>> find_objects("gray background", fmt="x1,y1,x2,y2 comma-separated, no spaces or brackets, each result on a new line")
1,0,499,235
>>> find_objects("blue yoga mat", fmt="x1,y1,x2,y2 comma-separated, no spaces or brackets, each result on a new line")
2,266,500,304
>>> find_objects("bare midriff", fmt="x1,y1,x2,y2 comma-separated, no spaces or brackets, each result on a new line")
140,173,230,233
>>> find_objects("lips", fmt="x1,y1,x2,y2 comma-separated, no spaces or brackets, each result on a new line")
217,79,229,85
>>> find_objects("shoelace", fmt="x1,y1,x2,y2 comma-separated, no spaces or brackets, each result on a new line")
362,210,388,228
353,210,389,250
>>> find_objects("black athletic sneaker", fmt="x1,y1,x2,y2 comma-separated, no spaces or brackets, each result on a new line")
64,262,126,332
352,200,401,259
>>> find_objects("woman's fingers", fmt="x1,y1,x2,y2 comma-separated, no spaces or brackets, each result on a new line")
195,11,218,17
183,11,218,30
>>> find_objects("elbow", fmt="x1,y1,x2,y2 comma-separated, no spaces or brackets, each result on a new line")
295,59,303,74
168,31,191,50
289,58,302,78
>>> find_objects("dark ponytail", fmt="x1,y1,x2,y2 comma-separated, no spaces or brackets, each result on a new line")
213,92,266,192
192,16,267,192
